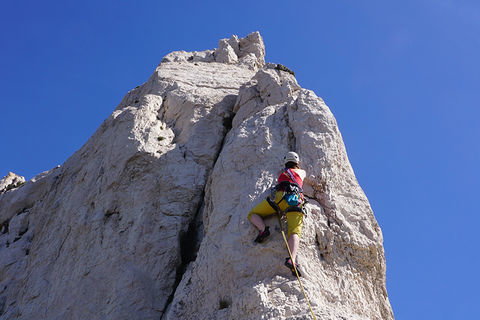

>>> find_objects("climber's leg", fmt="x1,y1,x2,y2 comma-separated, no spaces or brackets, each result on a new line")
247,194,280,229
284,210,303,275
287,233,300,264
247,199,277,242
249,213,266,232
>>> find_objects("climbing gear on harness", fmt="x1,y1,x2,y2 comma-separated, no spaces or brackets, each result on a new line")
277,181,303,206
254,226,270,243
286,206,303,213
285,193,301,206
285,257,302,277
284,151,300,164
276,168,304,206
267,192,304,216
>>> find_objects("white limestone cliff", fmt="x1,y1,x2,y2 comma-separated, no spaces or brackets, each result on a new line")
0,32,393,320
0,173,25,194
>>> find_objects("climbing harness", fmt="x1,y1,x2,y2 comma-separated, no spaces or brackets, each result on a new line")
272,182,303,207
276,168,304,206
267,198,317,320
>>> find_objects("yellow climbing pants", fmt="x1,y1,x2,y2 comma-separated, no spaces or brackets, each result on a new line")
247,191,303,237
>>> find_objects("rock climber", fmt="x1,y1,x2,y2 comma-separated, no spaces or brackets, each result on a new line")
247,151,306,276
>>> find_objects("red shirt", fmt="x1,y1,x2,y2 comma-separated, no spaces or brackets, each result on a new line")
278,168,304,188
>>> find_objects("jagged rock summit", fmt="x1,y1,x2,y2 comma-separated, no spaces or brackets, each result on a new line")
0,32,393,320
0,173,25,194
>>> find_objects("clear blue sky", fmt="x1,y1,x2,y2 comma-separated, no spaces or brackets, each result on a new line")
1,1,479,318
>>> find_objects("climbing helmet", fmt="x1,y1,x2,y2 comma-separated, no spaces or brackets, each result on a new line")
284,151,300,164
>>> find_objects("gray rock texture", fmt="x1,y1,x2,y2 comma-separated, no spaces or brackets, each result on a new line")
0,32,393,320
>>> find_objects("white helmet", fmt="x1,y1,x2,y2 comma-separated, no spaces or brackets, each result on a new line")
284,151,300,164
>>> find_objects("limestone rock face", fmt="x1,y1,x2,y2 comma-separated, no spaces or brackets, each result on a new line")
0,172,25,194
0,32,393,320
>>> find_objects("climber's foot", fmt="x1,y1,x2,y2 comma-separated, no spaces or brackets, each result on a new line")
285,257,302,277
254,226,270,243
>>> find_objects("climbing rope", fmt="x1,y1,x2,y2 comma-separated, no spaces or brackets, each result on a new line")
275,210,317,320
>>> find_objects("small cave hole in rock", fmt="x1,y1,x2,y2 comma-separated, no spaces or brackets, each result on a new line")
179,221,199,266
0,220,9,234
104,209,120,221
222,115,234,131
219,299,231,310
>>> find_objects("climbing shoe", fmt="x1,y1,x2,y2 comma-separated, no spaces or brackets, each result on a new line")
285,257,302,277
254,226,270,243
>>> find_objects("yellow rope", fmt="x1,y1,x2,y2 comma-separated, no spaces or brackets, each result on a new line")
277,215,317,320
